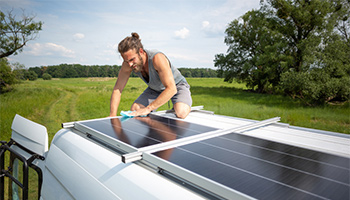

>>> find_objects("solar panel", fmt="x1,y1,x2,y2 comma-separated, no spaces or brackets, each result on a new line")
77,115,217,149
72,115,350,199
151,131,350,200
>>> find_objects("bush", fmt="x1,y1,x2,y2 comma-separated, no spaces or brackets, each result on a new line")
42,73,52,80
24,70,38,81
0,58,17,93
14,69,26,80
280,71,308,99
280,69,350,105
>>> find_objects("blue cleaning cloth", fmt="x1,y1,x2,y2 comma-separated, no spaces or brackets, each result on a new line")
120,110,148,118
120,111,135,118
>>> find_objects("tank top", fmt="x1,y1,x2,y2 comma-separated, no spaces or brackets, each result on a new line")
135,49,186,92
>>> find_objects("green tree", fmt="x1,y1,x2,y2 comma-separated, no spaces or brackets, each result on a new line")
29,66,43,78
12,62,26,80
215,0,349,103
280,0,350,104
24,70,38,81
0,9,43,58
0,58,16,93
215,8,292,92
179,68,192,77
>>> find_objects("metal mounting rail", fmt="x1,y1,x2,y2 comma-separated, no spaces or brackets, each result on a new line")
61,106,207,129
122,117,281,163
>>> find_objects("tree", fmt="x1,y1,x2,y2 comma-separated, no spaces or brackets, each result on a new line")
215,0,349,103
0,58,16,93
24,70,38,81
280,0,350,104
12,62,26,80
29,66,43,78
0,9,43,58
215,8,292,92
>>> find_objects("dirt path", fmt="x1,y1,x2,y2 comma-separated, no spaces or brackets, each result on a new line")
44,87,79,139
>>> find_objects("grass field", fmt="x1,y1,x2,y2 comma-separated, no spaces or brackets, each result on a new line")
0,77,349,199
1,77,349,143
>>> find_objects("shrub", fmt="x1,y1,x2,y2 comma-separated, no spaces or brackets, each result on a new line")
42,73,52,80
0,58,17,93
280,69,350,105
24,70,38,81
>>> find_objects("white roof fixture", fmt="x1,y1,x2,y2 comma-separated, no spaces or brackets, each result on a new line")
1,106,349,200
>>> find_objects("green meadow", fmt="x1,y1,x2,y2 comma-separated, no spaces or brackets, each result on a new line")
1,77,349,143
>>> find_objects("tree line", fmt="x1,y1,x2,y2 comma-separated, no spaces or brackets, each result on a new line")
25,64,218,79
1,59,218,93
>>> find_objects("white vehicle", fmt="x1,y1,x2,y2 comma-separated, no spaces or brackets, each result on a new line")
1,106,349,200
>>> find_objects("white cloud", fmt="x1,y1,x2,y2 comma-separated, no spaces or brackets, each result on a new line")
73,33,85,41
25,43,75,58
174,27,190,39
202,21,210,28
201,21,225,38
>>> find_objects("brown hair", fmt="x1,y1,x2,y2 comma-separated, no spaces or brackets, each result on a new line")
118,32,144,54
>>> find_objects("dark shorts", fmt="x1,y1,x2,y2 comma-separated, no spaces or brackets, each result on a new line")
134,82,192,108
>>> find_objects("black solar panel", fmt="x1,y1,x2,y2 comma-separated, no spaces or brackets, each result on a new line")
79,116,217,148
77,115,349,199
152,132,350,200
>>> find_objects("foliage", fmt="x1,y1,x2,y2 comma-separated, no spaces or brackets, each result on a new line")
279,0,350,104
0,58,17,93
26,64,218,78
215,8,292,93
44,64,121,78
12,68,38,81
29,66,43,78
178,68,217,78
42,73,52,80
24,70,38,81
0,9,43,58
215,0,349,104
280,70,349,105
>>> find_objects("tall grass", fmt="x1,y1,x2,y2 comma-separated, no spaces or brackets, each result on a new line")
188,78,349,134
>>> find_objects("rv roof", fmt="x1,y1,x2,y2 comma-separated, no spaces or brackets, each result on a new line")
66,109,350,200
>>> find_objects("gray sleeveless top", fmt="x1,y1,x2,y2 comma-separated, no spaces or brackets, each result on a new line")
135,49,186,92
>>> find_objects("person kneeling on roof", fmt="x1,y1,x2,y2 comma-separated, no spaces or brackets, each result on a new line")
109,32,192,119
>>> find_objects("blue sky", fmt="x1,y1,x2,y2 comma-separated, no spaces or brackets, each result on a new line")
2,0,260,68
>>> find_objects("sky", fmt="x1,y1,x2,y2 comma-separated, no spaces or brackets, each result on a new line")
1,0,260,69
